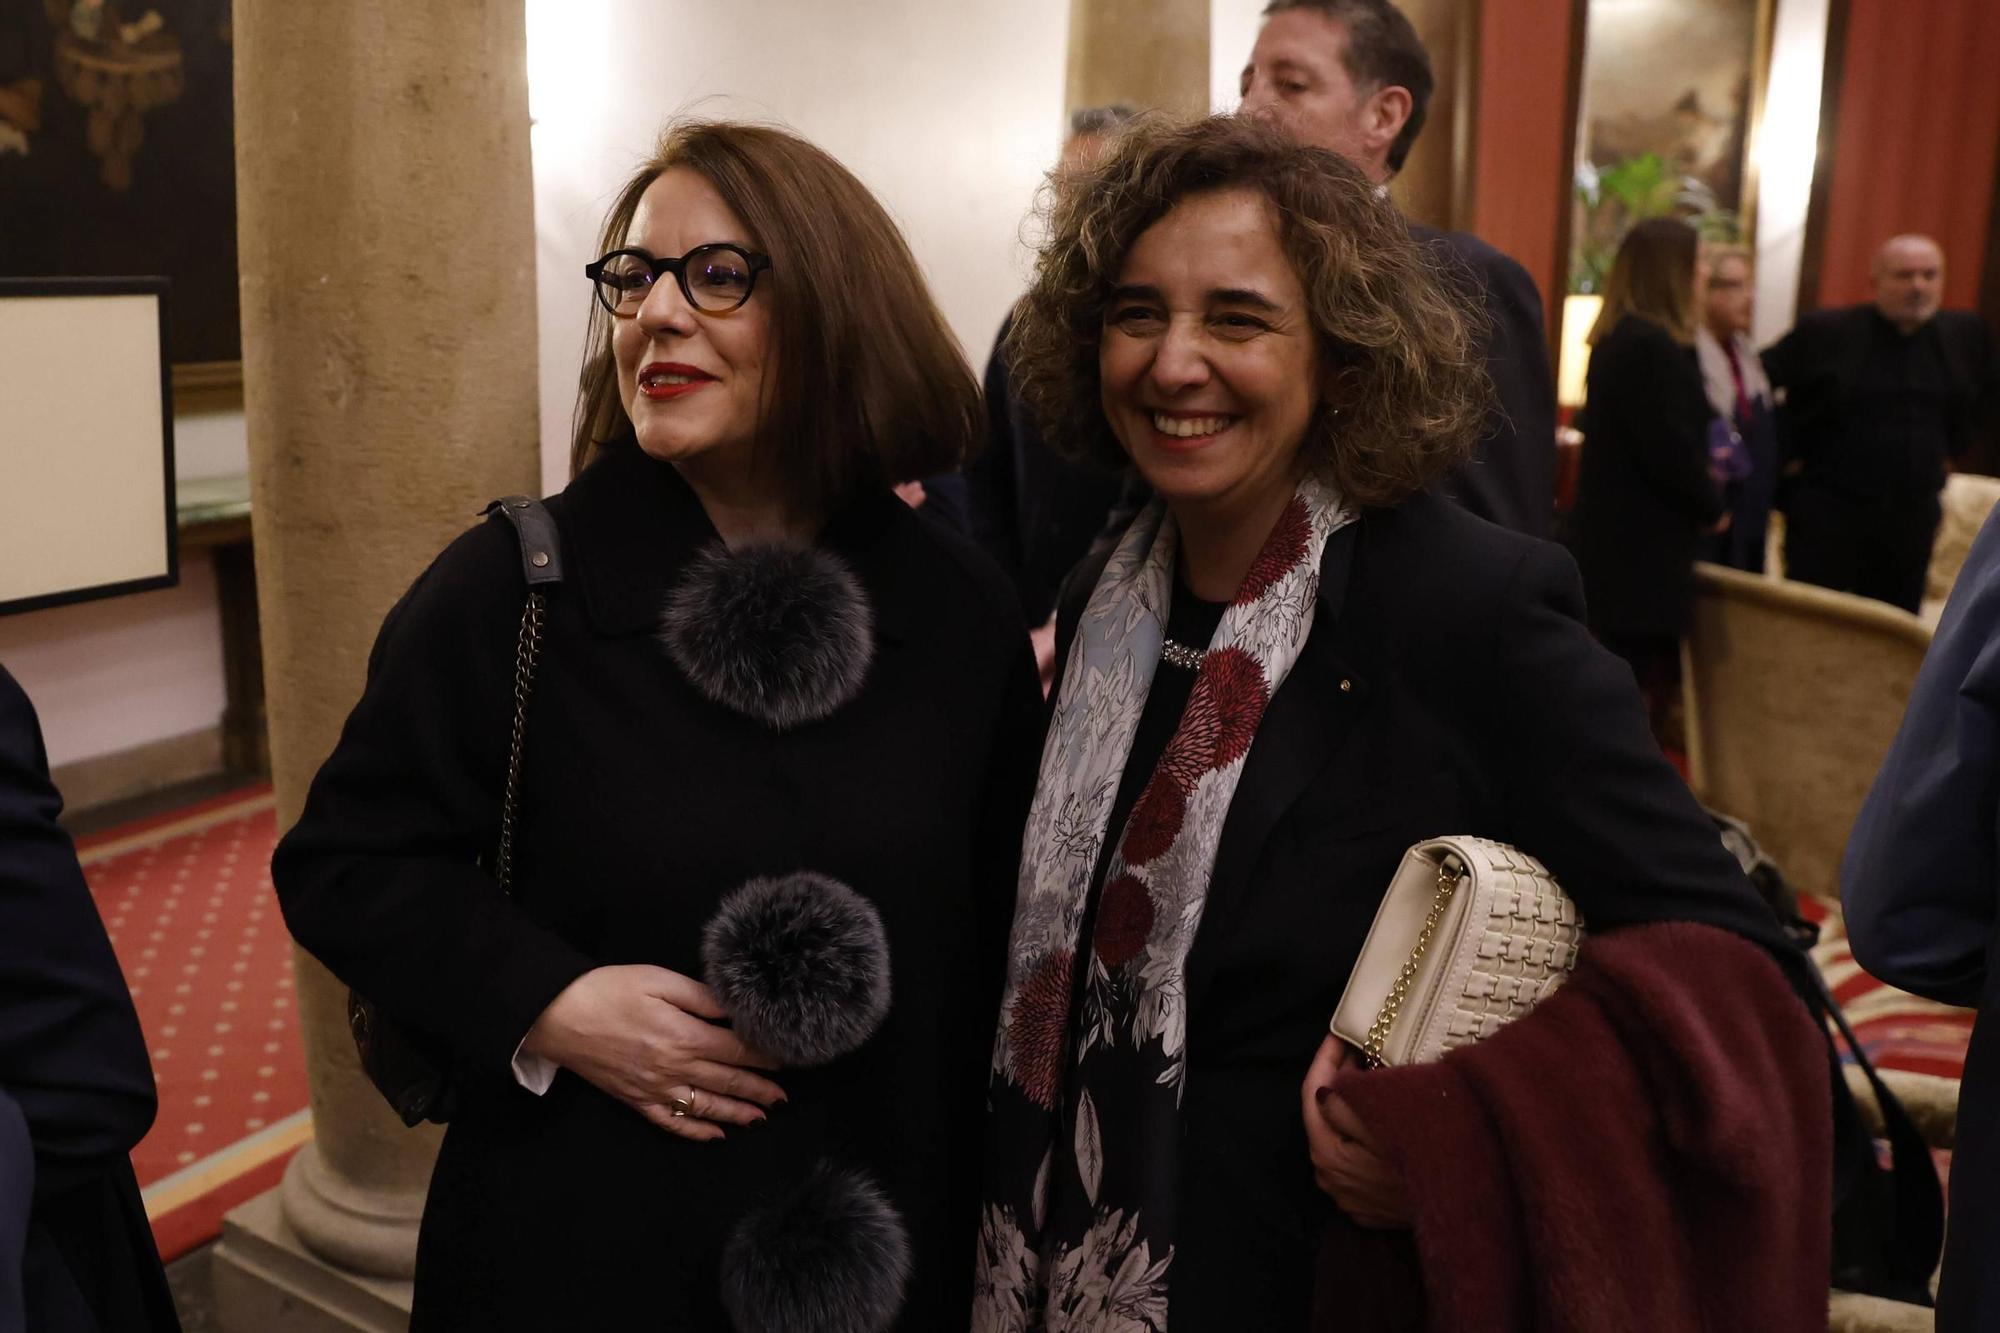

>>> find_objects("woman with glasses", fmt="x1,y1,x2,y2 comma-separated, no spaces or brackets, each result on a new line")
274,121,1040,1332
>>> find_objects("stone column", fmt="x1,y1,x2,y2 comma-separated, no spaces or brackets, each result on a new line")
1066,0,1210,118
213,1,540,1328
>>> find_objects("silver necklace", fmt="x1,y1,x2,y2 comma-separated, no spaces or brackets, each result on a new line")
1160,639,1204,670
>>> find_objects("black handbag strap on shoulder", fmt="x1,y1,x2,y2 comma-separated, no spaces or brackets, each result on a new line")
1711,807,1945,1303
348,495,563,1128
482,496,563,895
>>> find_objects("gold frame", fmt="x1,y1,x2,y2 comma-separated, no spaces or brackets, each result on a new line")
1565,0,1779,295
171,359,243,414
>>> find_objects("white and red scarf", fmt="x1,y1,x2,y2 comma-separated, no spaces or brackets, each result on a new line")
975,474,1355,1331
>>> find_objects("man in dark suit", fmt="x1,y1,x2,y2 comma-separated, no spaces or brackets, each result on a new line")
1764,234,2000,613
0,664,179,1332
1238,0,1558,538
961,107,1135,647
1842,505,2000,1330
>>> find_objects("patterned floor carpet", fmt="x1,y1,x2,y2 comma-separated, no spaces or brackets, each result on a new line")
77,784,309,1262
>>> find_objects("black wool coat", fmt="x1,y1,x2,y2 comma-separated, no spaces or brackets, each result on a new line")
1417,225,1560,540
0,665,179,1333
273,443,1042,1330
1570,314,1725,639
1763,304,2000,495
1051,491,1802,1331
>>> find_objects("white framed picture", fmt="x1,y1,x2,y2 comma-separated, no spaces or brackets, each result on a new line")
0,276,177,615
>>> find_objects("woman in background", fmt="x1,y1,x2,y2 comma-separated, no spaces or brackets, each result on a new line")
275,121,1039,1332
1695,244,1779,572
1570,217,1724,743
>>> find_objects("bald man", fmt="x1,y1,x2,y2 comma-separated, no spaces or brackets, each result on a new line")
1763,236,2000,612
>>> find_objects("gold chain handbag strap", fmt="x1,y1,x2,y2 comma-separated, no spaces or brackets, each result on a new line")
1360,851,1465,1068
491,588,545,896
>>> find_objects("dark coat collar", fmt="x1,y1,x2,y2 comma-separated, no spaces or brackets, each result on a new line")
556,442,915,643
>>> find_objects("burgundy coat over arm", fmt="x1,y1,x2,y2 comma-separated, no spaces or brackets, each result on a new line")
1316,921,1831,1333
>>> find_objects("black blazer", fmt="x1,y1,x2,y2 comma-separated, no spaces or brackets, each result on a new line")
273,443,1042,1330
1764,304,2000,495
963,312,1131,624
0,666,178,1333
1417,226,1560,539
1053,494,1795,1330
1570,314,1724,640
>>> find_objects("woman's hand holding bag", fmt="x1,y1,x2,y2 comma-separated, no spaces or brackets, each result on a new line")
519,963,786,1140
1300,1033,1412,1229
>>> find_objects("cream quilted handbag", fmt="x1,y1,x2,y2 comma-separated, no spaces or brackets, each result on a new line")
1330,838,1585,1068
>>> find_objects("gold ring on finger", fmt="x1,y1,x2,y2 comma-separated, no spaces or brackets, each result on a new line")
668,1092,696,1118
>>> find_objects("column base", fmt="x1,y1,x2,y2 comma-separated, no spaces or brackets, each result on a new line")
280,1139,428,1278
212,1189,414,1333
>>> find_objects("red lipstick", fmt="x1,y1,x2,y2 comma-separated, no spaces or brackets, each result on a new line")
636,361,717,400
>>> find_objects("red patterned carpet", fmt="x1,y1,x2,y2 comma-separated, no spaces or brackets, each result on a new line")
77,784,310,1262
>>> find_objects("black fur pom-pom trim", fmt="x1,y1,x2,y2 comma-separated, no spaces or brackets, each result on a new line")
658,541,873,730
701,872,891,1067
720,1163,912,1333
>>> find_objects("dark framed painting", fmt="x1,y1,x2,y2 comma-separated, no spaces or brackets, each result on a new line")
0,0,237,390
1567,0,1776,295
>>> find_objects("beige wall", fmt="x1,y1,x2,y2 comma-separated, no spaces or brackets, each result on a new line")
0,404,244,769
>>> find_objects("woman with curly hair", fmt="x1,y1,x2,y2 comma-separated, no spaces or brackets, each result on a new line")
974,115,1829,1331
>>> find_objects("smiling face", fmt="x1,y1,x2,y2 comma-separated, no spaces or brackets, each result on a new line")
1098,188,1321,519
612,168,775,476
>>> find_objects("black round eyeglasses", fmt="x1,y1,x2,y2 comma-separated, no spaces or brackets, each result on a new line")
584,244,772,316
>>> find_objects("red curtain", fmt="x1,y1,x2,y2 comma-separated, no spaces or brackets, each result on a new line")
1472,0,1579,335
1813,0,2000,310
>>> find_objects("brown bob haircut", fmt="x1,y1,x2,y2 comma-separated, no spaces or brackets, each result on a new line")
1588,217,1699,346
1005,114,1488,509
569,121,980,513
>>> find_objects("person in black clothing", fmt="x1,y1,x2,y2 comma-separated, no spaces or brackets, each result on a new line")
1569,218,1724,741
1695,245,1779,572
1239,0,1558,538
962,107,1136,688
973,116,1820,1333
964,107,1134,626
1035,0,1562,662
1764,234,2000,613
0,664,179,1333
273,122,1040,1331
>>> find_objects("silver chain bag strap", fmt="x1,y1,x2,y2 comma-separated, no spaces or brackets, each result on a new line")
347,495,561,1127
1330,838,1585,1068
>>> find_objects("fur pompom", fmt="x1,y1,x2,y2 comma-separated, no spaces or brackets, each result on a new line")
658,542,873,730
702,873,891,1067
720,1163,911,1333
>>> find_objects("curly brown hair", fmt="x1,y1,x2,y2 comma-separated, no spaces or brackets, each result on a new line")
1005,114,1490,509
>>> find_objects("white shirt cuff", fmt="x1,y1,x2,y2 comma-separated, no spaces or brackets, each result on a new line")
510,1039,558,1095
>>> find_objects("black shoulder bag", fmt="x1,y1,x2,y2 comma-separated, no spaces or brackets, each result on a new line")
347,496,563,1127
1713,810,1945,1304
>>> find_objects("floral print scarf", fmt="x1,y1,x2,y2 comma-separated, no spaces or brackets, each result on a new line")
975,475,1355,1331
